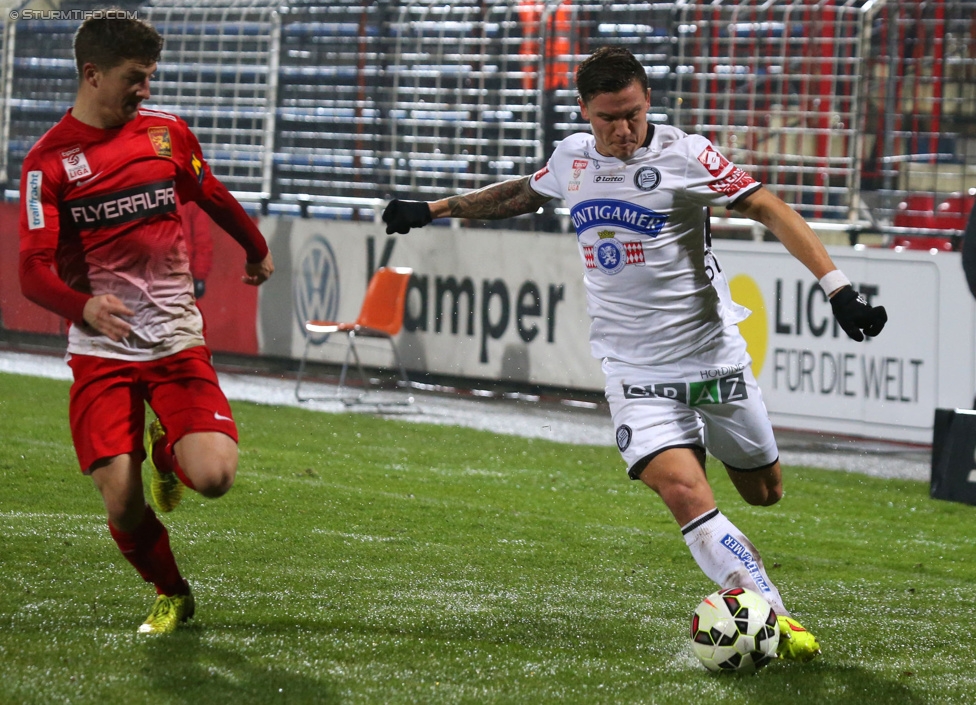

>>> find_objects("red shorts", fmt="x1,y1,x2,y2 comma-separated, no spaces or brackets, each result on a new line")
67,345,238,473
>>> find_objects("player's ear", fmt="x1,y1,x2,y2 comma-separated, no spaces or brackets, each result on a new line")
577,96,589,121
81,62,100,88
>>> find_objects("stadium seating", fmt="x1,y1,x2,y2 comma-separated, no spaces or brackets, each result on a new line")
935,192,976,231
893,194,938,230
889,192,972,251
1,0,974,237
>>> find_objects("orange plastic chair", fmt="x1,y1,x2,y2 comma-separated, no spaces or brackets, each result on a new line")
295,266,413,403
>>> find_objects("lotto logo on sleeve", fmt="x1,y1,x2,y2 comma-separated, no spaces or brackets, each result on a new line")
697,146,730,177
26,171,45,230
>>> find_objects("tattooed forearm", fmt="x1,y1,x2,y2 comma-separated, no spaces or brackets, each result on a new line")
444,177,551,220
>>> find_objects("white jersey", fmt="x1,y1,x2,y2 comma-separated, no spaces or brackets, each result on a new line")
530,125,761,365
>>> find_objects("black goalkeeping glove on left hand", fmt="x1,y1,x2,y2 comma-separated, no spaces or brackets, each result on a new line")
830,285,887,342
383,199,432,234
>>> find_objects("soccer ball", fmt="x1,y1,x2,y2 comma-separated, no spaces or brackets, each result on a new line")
690,587,780,673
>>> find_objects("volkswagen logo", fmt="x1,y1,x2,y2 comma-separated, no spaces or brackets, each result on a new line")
294,235,341,344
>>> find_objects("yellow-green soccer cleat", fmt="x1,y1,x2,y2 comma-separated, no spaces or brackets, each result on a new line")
777,615,822,662
138,591,195,635
146,419,184,513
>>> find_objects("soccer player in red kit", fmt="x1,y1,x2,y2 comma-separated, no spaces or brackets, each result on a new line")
18,16,274,634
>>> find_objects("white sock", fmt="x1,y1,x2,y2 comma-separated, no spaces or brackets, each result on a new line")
681,508,788,616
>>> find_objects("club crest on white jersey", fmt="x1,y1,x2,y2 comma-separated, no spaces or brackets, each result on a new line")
583,230,646,274
634,166,661,191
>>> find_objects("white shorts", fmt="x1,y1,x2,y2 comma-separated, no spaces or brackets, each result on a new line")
603,326,779,479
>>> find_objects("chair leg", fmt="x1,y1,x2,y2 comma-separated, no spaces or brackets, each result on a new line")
387,338,414,405
387,338,411,391
345,332,369,401
336,337,354,400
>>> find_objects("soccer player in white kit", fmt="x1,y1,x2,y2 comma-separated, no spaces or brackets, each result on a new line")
382,46,887,662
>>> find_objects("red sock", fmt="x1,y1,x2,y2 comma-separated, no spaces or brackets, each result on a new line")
152,436,197,491
108,505,188,596
151,438,173,474
172,462,197,491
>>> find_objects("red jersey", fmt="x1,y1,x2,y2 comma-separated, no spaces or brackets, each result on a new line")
19,108,267,361
178,199,214,281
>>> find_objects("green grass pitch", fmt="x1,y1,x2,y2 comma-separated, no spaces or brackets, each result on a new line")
1,372,975,704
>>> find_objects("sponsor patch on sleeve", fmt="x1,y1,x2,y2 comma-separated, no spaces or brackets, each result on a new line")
190,152,205,184
708,167,757,197
60,146,92,182
26,170,46,230
697,145,730,177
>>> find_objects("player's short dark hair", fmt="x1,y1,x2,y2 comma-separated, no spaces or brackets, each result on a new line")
73,12,163,78
575,46,649,104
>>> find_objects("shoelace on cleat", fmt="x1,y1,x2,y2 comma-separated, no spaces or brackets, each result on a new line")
147,597,176,623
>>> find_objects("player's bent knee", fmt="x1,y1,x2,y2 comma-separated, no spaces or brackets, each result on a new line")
192,458,237,498
176,433,238,498
738,476,783,506
725,460,783,507
743,485,782,507
657,480,709,507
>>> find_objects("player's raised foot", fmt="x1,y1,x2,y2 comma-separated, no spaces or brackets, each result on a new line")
776,615,821,662
146,419,183,513
138,590,195,635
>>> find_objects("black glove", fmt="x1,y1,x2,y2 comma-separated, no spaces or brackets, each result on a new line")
830,285,887,342
383,199,432,234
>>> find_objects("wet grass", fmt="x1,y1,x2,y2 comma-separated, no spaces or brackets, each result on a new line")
1,371,975,704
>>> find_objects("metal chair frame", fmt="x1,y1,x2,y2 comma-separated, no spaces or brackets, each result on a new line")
295,267,414,405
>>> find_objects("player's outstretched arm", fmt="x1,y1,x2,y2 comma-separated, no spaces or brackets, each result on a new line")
733,187,887,341
383,176,552,234
196,182,271,280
